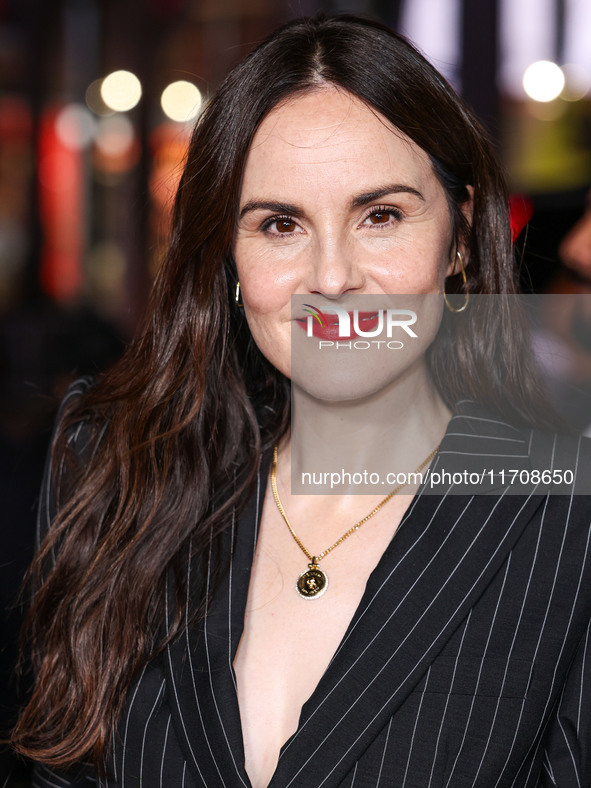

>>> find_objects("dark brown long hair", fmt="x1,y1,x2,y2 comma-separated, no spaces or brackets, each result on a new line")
12,13,552,772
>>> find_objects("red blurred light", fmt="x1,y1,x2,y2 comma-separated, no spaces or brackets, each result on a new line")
37,106,84,301
509,194,534,241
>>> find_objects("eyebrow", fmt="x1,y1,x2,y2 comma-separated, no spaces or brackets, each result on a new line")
351,183,425,207
238,183,424,220
239,200,301,219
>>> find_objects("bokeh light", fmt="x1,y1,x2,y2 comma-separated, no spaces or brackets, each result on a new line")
560,63,591,101
85,79,115,116
55,103,97,150
160,81,202,122
95,115,135,158
93,115,139,177
522,61,565,102
100,70,142,112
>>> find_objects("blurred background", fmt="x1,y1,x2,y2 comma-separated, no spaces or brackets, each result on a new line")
1,0,590,782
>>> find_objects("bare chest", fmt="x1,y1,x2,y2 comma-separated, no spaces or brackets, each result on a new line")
233,492,411,788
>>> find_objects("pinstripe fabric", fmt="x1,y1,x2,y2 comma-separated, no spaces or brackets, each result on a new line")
32,379,591,787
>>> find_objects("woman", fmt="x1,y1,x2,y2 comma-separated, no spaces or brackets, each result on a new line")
12,14,591,788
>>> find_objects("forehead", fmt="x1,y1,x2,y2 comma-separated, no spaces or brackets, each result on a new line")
241,87,440,197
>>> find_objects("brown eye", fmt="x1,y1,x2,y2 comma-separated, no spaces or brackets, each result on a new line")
276,219,297,233
369,211,390,224
260,215,302,235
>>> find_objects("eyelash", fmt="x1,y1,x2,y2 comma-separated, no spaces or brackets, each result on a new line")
259,205,404,235
260,215,298,234
361,205,404,227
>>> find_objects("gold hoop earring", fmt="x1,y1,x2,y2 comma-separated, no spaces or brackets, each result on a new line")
444,251,469,313
235,281,243,307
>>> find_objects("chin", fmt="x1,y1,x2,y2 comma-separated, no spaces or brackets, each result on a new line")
292,373,403,404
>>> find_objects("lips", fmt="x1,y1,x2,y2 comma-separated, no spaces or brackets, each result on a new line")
295,310,382,340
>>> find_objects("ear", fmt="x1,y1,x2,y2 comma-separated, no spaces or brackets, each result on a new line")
446,185,474,277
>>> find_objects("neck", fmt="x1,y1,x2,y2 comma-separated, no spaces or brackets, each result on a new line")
282,362,450,496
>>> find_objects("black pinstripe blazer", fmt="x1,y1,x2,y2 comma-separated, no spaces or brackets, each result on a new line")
32,379,591,788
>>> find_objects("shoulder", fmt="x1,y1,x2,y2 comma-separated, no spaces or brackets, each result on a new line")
440,399,591,496
519,417,591,496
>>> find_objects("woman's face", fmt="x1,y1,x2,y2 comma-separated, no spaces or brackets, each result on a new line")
234,87,466,390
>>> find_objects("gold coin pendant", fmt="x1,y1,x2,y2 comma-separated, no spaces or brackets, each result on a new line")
296,565,328,599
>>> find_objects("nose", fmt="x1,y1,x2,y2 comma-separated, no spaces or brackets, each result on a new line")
304,234,365,298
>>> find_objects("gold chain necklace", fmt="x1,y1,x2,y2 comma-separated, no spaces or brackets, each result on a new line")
271,444,439,599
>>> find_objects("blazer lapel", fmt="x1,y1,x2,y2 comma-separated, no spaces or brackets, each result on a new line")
164,463,268,788
269,405,549,788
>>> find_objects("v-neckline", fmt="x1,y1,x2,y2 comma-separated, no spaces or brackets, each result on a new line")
164,404,543,788
226,453,425,788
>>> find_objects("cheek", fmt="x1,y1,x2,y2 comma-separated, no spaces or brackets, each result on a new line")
237,272,293,377
239,275,290,356
368,222,454,293
234,239,300,377
235,242,300,313
241,277,288,318
376,253,449,294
